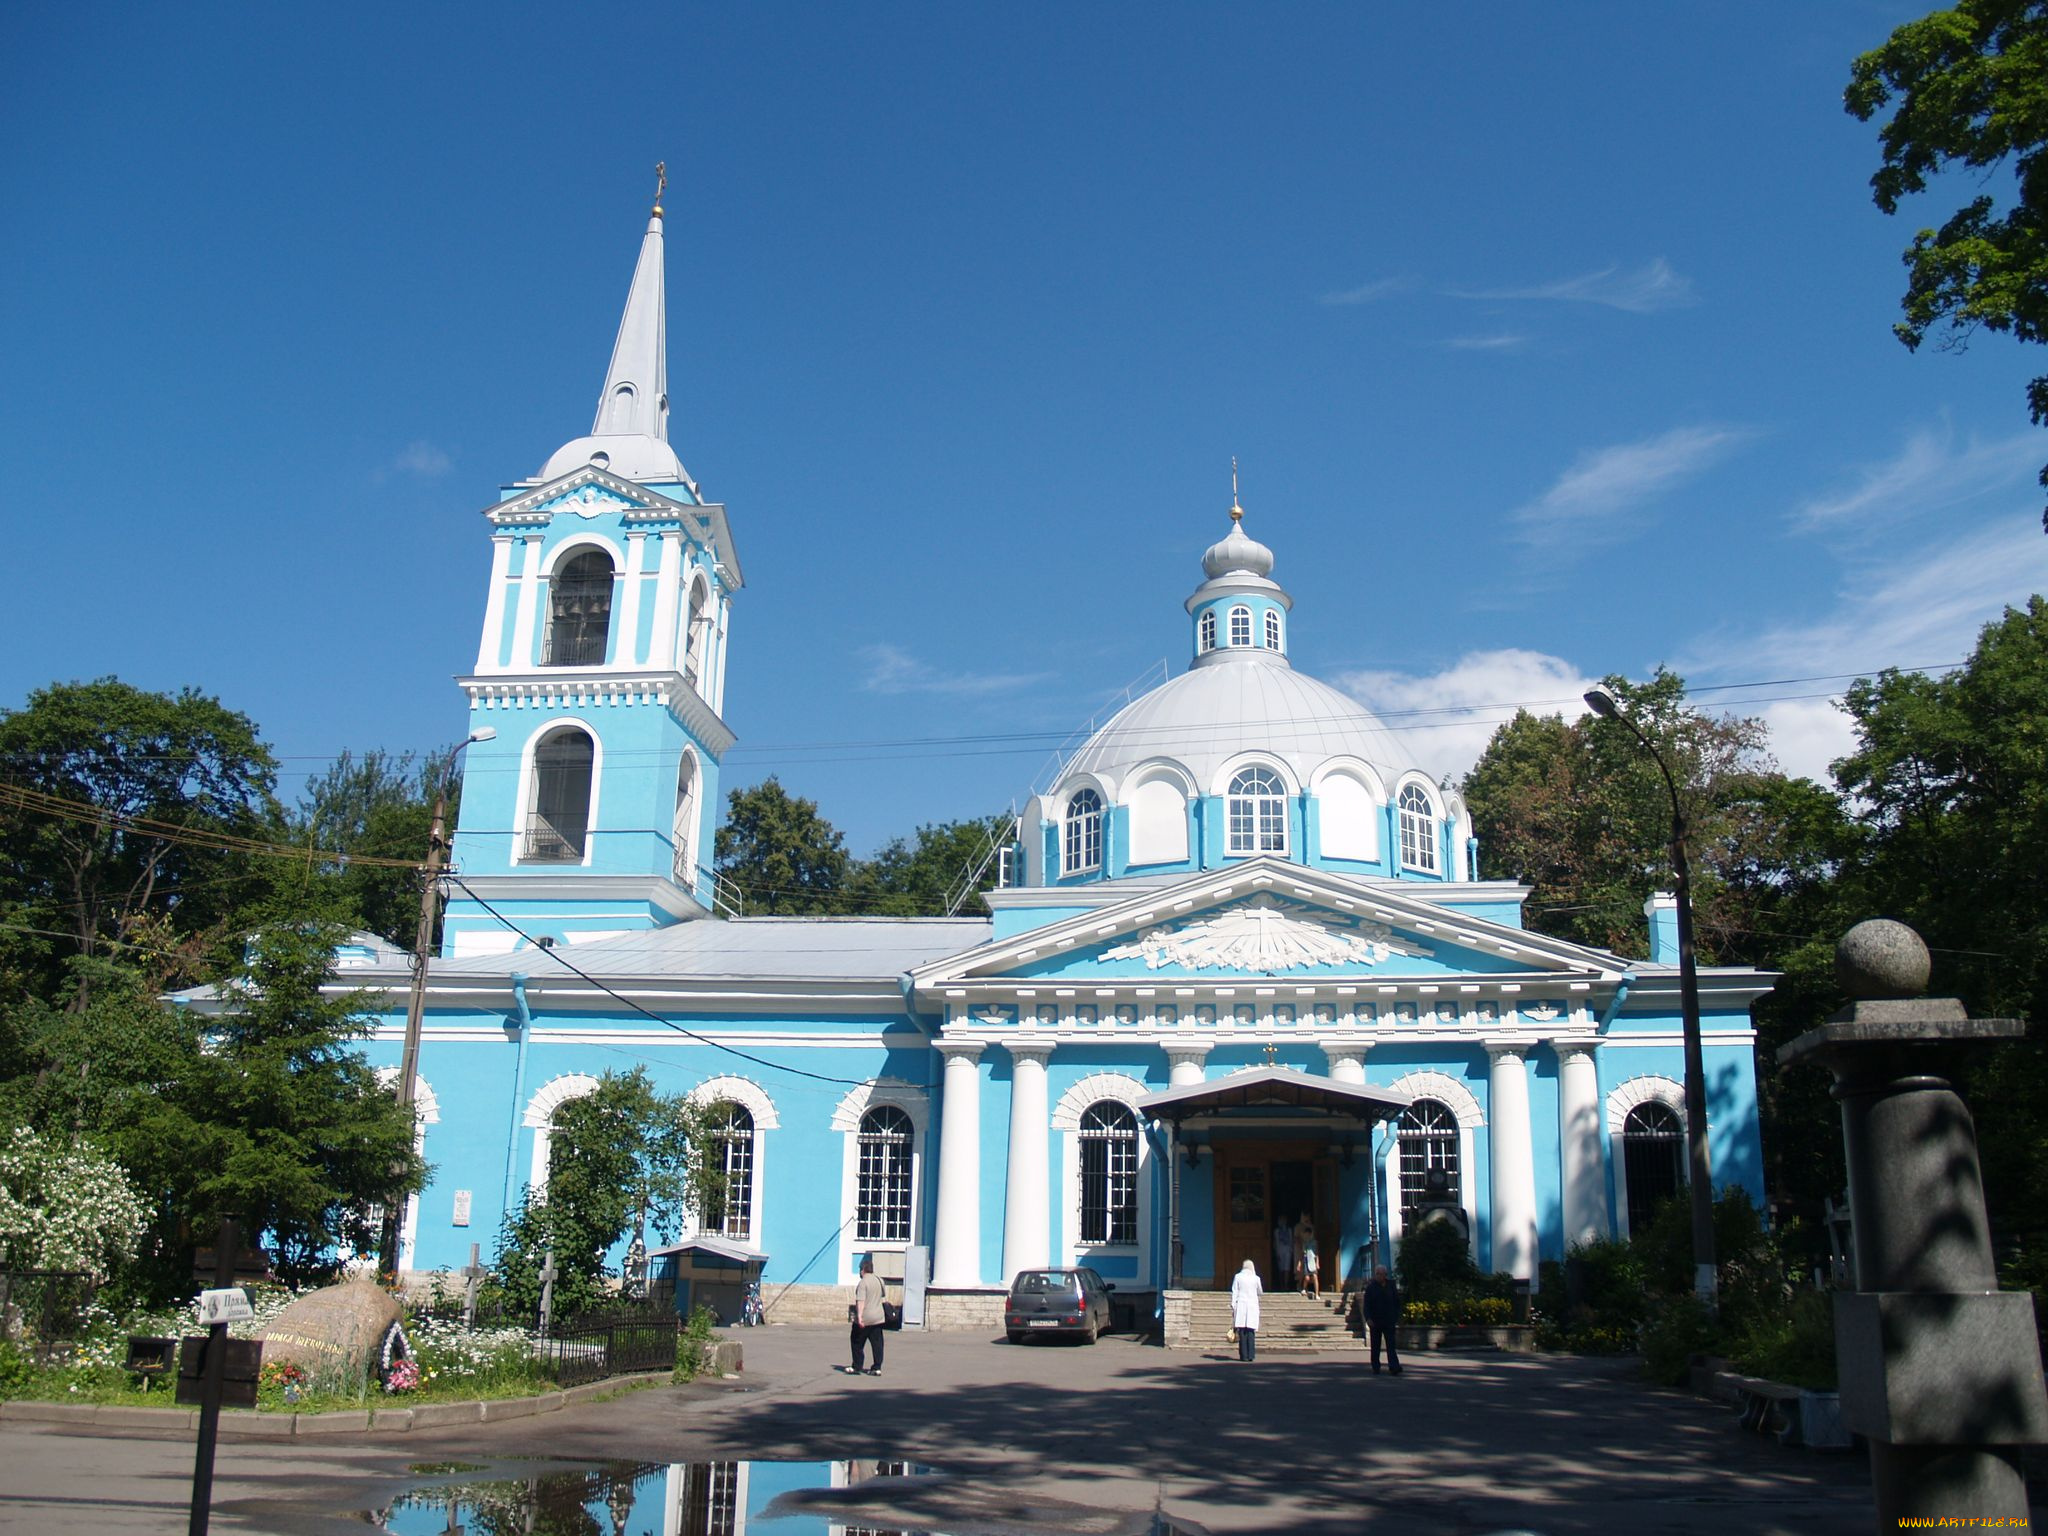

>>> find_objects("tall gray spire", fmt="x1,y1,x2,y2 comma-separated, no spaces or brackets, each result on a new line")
591,209,668,440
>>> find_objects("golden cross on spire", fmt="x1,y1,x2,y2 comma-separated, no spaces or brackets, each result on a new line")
653,161,668,218
1230,456,1244,524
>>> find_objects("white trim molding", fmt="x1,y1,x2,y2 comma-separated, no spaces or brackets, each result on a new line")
688,1073,782,1129
1381,1068,1484,1262
835,1078,931,1284
1607,1073,1689,1239
523,1072,601,1194
1052,1072,1153,1276
374,1071,438,1271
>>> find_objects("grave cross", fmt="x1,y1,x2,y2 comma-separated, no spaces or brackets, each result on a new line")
537,1247,558,1336
460,1242,488,1330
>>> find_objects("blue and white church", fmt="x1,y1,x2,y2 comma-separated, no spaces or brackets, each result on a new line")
342,196,1772,1331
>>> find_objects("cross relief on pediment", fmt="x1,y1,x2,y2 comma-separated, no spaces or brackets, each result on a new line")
1098,896,1431,973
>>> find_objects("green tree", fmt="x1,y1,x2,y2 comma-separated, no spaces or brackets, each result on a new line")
0,678,278,1000
0,1124,149,1280
492,1069,710,1318
1846,1,2048,524
279,748,454,948
846,814,1014,916
713,778,849,914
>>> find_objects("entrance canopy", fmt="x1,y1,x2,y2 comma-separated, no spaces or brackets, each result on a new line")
1139,1066,1412,1129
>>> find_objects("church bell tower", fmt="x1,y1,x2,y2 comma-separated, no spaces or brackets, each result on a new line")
439,172,743,957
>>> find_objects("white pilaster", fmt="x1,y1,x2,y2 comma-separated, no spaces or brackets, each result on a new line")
1001,1042,1055,1281
1321,1041,1369,1084
931,1042,985,1287
1557,1044,1607,1249
1486,1043,1539,1281
1164,1043,1211,1087
649,535,683,670
711,600,731,714
507,535,544,669
476,535,514,672
617,532,648,666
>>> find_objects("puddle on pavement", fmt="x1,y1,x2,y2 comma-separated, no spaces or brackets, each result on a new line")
368,1458,1202,1535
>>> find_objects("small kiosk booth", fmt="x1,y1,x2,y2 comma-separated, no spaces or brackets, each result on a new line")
648,1236,767,1325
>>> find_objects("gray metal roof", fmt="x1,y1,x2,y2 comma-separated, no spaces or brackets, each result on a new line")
432,915,991,982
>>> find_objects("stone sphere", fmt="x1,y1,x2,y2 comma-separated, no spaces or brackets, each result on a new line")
1835,919,1931,1000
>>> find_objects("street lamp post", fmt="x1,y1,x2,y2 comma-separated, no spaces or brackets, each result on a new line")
1584,687,1717,1307
379,726,496,1279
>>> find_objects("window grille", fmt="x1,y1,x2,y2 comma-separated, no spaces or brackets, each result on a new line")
525,729,594,861
1198,611,1217,653
1398,784,1438,872
1064,788,1103,873
856,1105,913,1242
684,581,709,689
542,551,615,666
1621,1102,1685,1233
678,1462,739,1536
1264,610,1282,651
672,757,699,886
1228,605,1252,647
1397,1098,1460,1214
1078,1102,1138,1244
1226,767,1287,855
702,1101,755,1240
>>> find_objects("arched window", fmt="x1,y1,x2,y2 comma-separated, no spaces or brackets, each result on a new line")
1077,1102,1138,1244
544,550,615,666
856,1105,913,1242
673,755,699,887
1264,610,1283,651
1064,787,1103,874
1225,767,1288,855
1398,784,1438,873
526,728,595,861
1228,605,1252,647
684,578,710,690
1397,1099,1460,1214
702,1101,755,1240
1198,611,1217,653
1621,1102,1685,1233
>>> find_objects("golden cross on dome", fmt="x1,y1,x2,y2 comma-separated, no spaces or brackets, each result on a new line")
1261,1042,1279,1065
653,161,668,217
1230,457,1244,524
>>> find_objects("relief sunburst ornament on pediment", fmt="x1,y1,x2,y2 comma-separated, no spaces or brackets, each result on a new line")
540,484,638,519
1099,896,1430,972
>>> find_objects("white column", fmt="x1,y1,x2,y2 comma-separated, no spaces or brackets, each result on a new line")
1001,1041,1055,1281
507,536,544,669
1486,1043,1539,1281
475,535,514,672
616,532,647,666
1321,1042,1369,1084
649,536,683,670
931,1042,984,1287
1164,1043,1210,1087
1557,1044,1607,1249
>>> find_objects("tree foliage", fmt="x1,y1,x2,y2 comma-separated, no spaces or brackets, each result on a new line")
279,748,452,949
845,814,1013,916
714,778,850,914
1846,1,2048,523
0,1124,149,1280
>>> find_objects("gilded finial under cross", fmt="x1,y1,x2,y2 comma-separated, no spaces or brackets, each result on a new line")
653,161,668,218
1230,457,1244,524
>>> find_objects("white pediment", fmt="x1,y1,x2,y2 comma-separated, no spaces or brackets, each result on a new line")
538,483,640,518
1100,897,1428,973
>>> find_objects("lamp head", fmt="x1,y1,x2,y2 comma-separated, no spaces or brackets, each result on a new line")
1583,687,1619,720
466,727,498,746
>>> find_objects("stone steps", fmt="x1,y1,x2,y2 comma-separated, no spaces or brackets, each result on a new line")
1179,1291,1361,1352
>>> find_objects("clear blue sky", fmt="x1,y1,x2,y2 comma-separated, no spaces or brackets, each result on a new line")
4,2,2042,855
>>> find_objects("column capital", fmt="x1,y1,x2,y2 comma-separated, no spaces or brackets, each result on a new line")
1162,1041,1213,1062
1553,1039,1600,1064
1005,1039,1056,1064
1483,1039,1531,1063
936,1039,986,1063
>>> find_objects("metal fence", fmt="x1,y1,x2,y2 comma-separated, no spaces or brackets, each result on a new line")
534,1308,681,1388
0,1270,98,1360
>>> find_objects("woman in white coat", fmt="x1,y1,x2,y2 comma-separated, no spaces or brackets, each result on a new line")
1230,1257,1263,1361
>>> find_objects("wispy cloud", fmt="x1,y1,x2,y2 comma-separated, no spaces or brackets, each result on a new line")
1334,648,1596,784
392,440,452,478
1511,425,1745,546
860,643,1050,697
1453,257,1696,314
1793,423,2041,536
1318,276,1404,307
1441,332,1530,352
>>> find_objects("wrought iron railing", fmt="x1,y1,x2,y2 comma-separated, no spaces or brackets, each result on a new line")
522,815,585,862
534,1307,682,1388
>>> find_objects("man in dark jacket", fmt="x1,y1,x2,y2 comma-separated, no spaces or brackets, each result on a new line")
1363,1264,1403,1376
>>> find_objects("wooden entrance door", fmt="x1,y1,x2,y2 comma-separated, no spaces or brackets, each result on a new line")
1211,1141,1341,1291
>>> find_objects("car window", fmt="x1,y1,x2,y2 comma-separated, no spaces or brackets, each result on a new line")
1014,1271,1071,1295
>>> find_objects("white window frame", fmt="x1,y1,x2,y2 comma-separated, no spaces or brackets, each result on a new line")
1052,1073,1152,1272
1607,1075,1688,1239
512,718,604,868
832,1079,928,1282
1398,782,1439,873
1226,766,1289,856
523,1073,603,1195
1380,1070,1483,1264
1228,605,1252,647
1063,787,1104,874
374,1071,438,1272
1263,609,1283,651
686,1075,779,1250
1198,610,1217,653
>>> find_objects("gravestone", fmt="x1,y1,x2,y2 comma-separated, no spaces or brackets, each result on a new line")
258,1277,402,1391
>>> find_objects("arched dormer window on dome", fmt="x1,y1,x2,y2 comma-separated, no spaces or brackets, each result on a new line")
1226,767,1288,856
1063,787,1104,874
544,550,615,666
1198,611,1217,654
1263,610,1283,652
1228,605,1252,648
1398,783,1439,874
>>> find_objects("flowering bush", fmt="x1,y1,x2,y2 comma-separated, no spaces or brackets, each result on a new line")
383,1359,420,1394
259,1361,307,1391
1404,1296,1514,1327
0,1126,148,1281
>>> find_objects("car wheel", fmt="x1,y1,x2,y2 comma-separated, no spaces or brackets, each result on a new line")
1082,1318,1099,1345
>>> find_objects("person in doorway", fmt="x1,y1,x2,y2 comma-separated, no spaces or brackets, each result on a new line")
1272,1216,1293,1291
1230,1257,1263,1361
1364,1264,1403,1375
1293,1214,1318,1295
847,1257,887,1375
